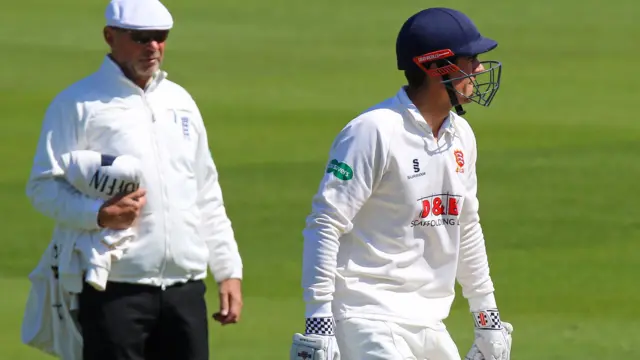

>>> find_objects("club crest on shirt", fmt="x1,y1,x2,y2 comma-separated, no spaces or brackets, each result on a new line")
453,149,465,173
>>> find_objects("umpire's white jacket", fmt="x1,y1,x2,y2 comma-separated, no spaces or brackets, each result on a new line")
26,55,243,288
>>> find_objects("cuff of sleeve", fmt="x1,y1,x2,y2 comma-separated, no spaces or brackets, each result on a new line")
305,317,335,336
82,199,104,230
212,265,243,283
304,301,332,318
468,292,497,312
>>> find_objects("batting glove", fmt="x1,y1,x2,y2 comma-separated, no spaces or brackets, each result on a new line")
466,309,513,360
290,317,340,360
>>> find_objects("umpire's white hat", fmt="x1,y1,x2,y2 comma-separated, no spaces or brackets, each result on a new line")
105,0,173,30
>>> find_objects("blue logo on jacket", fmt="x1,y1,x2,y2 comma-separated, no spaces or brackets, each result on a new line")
181,116,190,139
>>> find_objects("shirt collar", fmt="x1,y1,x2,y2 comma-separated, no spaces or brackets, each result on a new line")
98,55,167,93
395,86,457,136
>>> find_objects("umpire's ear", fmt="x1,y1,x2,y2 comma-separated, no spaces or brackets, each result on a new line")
104,26,115,47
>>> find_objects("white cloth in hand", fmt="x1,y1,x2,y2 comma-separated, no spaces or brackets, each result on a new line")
58,150,143,290
101,227,136,252
76,227,137,291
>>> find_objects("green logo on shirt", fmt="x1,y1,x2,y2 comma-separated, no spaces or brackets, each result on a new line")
326,159,353,180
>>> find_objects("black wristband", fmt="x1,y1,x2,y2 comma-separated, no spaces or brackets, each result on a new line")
305,317,335,336
472,309,503,330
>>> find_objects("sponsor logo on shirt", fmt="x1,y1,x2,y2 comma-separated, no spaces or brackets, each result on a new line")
408,158,426,179
326,159,353,180
407,172,426,180
411,193,462,227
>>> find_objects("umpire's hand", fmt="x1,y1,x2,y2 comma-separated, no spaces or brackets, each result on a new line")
97,188,147,229
213,278,243,325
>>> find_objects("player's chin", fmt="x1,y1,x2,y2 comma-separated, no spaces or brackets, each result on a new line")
456,94,473,104
135,62,159,76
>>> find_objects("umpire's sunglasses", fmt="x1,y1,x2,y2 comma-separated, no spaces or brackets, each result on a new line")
111,27,170,44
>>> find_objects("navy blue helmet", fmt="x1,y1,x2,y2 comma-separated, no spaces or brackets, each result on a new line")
396,8,502,115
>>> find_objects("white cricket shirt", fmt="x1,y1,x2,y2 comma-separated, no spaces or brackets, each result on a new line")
302,87,497,327
26,56,242,288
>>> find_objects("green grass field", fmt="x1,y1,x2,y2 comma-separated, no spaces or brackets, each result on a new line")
1,0,639,359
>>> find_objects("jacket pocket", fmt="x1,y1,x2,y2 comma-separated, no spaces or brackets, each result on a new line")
173,209,209,272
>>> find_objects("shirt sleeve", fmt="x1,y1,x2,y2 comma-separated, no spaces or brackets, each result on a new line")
302,118,389,318
192,106,243,283
25,95,104,230
456,133,497,311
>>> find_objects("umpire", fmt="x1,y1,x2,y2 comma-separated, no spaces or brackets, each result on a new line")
25,0,244,359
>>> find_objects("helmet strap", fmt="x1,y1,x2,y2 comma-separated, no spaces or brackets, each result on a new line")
436,59,465,116
444,75,465,116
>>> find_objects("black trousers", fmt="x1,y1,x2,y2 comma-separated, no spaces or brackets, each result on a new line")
78,279,209,360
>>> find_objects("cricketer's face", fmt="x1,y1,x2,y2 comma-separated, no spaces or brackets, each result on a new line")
451,55,484,104
104,26,168,83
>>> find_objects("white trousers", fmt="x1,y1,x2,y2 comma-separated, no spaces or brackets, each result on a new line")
335,317,461,360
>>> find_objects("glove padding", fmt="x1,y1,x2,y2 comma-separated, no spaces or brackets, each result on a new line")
290,333,339,360
290,317,340,360
466,309,513,360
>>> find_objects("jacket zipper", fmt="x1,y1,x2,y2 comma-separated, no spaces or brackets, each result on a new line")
142,93,169,290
